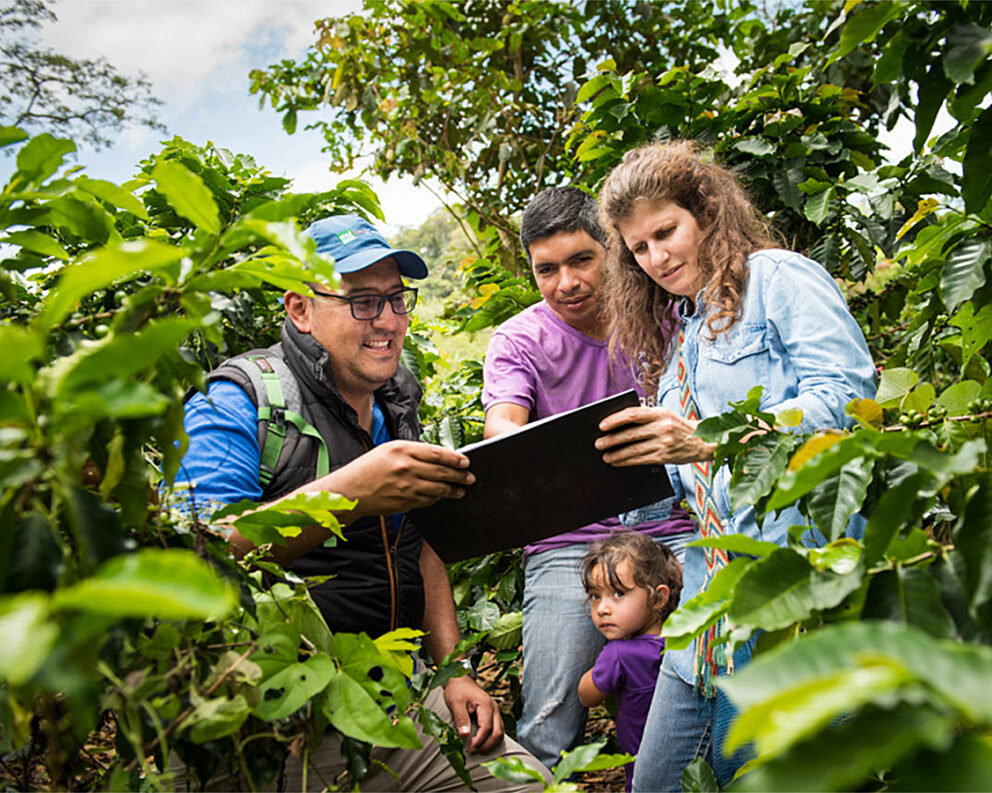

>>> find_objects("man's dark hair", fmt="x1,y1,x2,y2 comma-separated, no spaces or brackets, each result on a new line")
520,186,607,261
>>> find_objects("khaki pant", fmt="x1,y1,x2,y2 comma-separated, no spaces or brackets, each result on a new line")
171,684,550,792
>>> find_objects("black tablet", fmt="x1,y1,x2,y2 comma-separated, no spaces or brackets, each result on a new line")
410,390,674,563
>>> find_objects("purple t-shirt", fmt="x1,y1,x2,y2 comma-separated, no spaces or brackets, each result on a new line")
591,633,665,791
482,301,695,555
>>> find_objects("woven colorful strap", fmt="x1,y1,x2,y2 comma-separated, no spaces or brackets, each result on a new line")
675,327,733,693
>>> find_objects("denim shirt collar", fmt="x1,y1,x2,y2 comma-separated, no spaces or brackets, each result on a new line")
676,288,708,323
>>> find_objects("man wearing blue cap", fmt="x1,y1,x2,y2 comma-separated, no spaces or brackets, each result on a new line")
177,214,547,790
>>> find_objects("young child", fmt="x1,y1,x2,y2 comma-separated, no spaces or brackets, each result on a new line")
577,532,683,791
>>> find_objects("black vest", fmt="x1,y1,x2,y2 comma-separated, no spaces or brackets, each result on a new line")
207,319,426,636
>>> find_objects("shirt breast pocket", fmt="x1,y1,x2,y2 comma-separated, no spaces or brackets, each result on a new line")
698,323,770,407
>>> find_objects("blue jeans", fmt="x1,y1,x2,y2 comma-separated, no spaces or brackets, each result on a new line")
632,645,753,791
518,545,604,769
518,532,694,770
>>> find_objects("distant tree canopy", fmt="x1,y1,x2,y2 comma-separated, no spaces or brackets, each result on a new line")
0,0,164,149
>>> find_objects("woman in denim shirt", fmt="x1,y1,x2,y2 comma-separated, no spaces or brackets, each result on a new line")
594,142,877,791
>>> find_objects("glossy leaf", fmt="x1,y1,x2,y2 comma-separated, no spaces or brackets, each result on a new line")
681,758,719,792
827,1,903,65
3,229,68,260
943,23,992,85
689,535,779,558
0,325,44,384
186,693,250,743
254,654,335,721
76,177,150,221
39,240,185,328
863,471,933,565
963,106,992,213
730,549,862,631
14,133,76,186
53,549,237,620
663,558,752,650
483,757,547,785
807,457,873,543
949,300,992,374
718,620,992,723
488,610,523,650
730,433,798,513
942,237,990,310
323,670,420,749
0,592,59,686
874,367,919,407
151,160,221,234
735,705,955,793
953,472,992,610
863,567,956,638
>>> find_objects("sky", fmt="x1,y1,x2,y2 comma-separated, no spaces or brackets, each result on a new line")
6,0,953,237
12,0,444,233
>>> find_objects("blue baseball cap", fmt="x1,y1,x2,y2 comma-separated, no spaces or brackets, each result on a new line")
304,214,428,279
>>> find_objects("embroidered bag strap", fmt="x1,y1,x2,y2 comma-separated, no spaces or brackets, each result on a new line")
674,326,733,694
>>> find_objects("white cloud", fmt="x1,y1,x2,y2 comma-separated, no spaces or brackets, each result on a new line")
44,0,358,110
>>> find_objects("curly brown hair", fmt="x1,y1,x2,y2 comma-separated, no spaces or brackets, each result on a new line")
599,141,780,394
580,531,683,626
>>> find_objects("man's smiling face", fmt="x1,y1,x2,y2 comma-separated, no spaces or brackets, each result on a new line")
295,257,410,401
528,229,607,339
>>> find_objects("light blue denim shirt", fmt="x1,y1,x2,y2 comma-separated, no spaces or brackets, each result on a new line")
661,249,877,684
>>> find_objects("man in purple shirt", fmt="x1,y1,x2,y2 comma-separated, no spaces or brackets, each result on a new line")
481,187,695,768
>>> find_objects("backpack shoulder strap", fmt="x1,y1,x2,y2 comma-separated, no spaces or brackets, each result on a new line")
215,354,330,488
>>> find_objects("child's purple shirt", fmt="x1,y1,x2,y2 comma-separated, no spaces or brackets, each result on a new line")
591,633,665,791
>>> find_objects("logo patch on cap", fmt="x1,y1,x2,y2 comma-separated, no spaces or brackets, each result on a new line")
337,230,357,244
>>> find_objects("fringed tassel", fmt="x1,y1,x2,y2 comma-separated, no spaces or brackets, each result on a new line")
693,617,736,698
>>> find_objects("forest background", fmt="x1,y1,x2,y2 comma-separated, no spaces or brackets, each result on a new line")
2,0,992,791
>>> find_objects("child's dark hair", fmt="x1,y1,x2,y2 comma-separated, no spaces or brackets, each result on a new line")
581,532,683,624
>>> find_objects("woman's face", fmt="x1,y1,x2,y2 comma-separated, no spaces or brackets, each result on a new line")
616,199,706,299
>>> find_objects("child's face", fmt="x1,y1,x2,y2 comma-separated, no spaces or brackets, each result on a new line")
586,559,668,641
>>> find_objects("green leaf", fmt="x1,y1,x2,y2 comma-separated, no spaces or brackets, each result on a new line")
729,433,798,513
963,105,992,213
719,621,992,724
950,300,992,374
53,318,199,394
488,610,522,650
0,592,59,686
76,177,150,221
729,549,862,631
688,535,779,558
863,471,932,565
862,567,956,639
323,669,421,748
662,558,752,650
39,240,185,328
151,160,221,234
219,491,353,548
483,757,547,785
952,472,992,611
943,23,992,85
254,654,335,721
941,237,990,310
186,693,250,743
890,733,992,793
735,705,955,793
0,126,28,147
937,380,982,416
681,758,718,792
806,458,874,543
3,230,68,260
914,62,952,154
900,382,935,413
733,137,776,157
44,195,115,243
0,325,44,384
14,133,76,186
874,367,919,407
803,186,834,224
727,660,912,758
552,739,608,783
52,548,237,620
828,2,903,65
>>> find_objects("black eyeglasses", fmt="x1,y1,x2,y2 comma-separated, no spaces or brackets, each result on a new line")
311,286,418,320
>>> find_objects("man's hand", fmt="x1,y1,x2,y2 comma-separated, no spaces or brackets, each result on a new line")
596,406,716,466
442,675,505,753
318,440,475,518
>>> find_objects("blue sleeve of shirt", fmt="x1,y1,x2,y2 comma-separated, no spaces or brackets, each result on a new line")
176,381,262,512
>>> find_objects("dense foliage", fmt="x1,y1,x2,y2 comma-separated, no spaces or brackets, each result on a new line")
2,0,992,790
